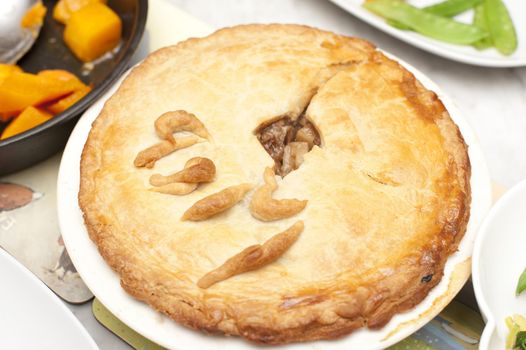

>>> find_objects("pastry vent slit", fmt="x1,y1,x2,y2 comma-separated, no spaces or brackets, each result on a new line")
365,173,401,187
254,60,363,177
255,113,321,177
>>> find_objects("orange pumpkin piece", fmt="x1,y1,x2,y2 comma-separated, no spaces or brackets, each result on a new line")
0,114,15,123
1,107,52,140
0,71,80,114
53,0,107,24
46,85,91,114
52,0,69,24
63,3,121,62
0,65,24,122
0,112,15,123
0,64,23,85
21,1,47,29
38,69,86,90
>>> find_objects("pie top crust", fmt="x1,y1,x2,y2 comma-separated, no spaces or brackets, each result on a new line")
79,24,471,344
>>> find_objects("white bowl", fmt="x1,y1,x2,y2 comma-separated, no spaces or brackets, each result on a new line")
329,0,526,67
473,179,526,349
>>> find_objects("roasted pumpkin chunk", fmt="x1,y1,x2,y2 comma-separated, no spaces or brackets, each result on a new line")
53,0,107,24
38,69,86,89
21,1,47,29
0,72,80,114
0,64,23,85
1,107,52,140
63,3,122,62
46,85,91,114
0,65,24,121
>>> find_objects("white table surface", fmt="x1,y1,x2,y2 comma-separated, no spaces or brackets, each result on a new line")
66,1,526,349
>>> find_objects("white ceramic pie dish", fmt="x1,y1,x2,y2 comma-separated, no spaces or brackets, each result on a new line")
57,49,492,349
473,179,526,350
328,0,526,67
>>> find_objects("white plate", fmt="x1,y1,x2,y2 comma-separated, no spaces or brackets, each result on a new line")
0,248,99,350
473,179,526,350
329,0,526,67
57,50,492,349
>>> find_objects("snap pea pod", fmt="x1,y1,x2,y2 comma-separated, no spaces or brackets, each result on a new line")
363,0,488,45
387,0,482,31
425,0,482,17
386,19,411,30
472,3,492,50
517,267,526,296
484,0,517,55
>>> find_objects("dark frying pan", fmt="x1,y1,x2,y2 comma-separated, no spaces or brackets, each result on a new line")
0,0,147,175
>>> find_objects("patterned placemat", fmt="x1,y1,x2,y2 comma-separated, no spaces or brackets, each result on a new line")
93,298,485,350
0,154,92,303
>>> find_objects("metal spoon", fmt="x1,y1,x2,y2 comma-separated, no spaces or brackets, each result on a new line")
0,0,42,64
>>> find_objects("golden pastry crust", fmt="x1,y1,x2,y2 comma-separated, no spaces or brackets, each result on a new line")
79,24,471,344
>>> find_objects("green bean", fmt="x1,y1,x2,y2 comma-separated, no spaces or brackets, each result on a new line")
363,0,488,45
484,0,517,55
386,0,482,31
472,3,492,50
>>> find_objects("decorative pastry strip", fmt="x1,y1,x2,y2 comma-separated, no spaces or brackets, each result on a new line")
250,167,307,221
181,183,253,221
197,221,304,289
150,157,216,186
134,136,200,168
155,110,210,144
150,182,198,195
